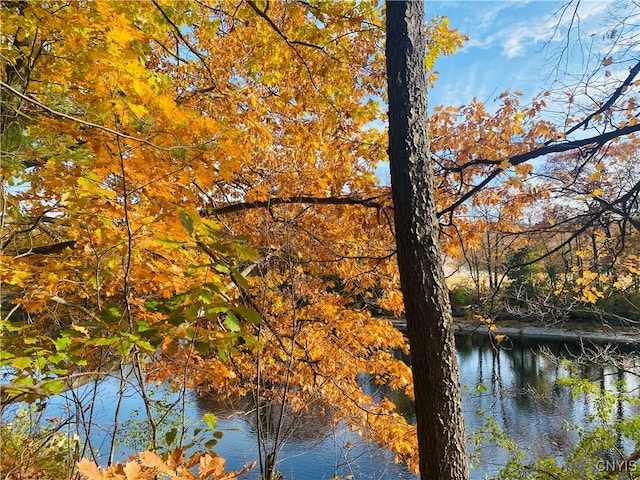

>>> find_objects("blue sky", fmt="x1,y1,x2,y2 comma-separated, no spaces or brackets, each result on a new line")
375,0,638,182
426,0,619,110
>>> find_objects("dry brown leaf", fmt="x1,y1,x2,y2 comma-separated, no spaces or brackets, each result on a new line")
199,453,225,478
77,459,104,480
123,460,146,480
168,447,187,470
139,451,172,474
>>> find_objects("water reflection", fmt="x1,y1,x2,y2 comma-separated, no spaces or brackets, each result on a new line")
18,336,639,479
194,390,414,480
192,337,639,479
457,336,640,478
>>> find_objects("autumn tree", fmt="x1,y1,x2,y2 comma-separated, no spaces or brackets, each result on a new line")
503,143,640,323
1,1,450,477
2,1,639,479
430,0,640,325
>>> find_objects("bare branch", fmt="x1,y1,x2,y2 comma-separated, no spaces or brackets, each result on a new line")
563,60,640,137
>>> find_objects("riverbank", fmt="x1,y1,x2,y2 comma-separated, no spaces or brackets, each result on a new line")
386,317,640,346
454,322,640,346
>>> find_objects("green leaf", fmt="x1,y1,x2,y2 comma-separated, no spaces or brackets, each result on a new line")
49,367,69,375
168,314,185,326
144,300,163,311
126,335,154,352
0,351,15,360
232,306,261,325
165,427,177,446
11,356,32,369
156,238,185,247
218,349,228,362
203,413,217,430
195,341,210,355
100,304,122,323
204,439,218,449
42,380,64,395
93,337,120,346
54,336,71,352
117,341,133,357
233,242,257,261
224,311,241,332
198,290,214,303
48,353,68,364
33,357,47,371
205,305,228,316
1,321,24,332
231,268,250,290
68,355,87,366
179,210,194,235
214,264,230,274
60,329,86,338
135,320,151,332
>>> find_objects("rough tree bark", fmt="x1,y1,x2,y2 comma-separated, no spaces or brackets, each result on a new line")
385,2,469,479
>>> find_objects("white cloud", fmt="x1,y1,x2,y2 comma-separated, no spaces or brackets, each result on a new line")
429,1,639,111
457,0,619,59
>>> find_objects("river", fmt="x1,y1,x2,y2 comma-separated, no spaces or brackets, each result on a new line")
16,334,640,479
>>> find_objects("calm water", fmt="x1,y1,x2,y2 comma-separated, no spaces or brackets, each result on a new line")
12,335,640,479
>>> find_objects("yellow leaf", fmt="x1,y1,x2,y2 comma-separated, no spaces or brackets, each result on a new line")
500,159,511,170
71,324,90,336
582,289,597,303
509,176,522,188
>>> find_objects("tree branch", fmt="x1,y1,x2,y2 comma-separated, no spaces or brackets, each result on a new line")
563,60,640,138
200,194,389,216
0,358,124,405
13,240,76,257
437,123,640,218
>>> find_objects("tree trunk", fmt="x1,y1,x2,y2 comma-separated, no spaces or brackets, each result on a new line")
385,2,469,479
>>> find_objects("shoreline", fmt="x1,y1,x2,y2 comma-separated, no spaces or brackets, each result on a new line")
385,317,640,346
454,323,640,346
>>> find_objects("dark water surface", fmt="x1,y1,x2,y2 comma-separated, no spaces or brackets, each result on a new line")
23,335,640,479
